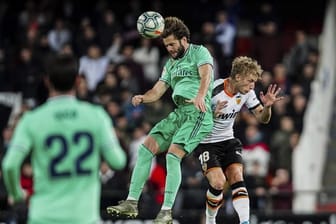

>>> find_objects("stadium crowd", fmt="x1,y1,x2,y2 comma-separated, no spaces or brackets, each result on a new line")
0,0,326,223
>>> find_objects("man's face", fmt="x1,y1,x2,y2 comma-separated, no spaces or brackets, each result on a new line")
162,35,186,59
235,74,258,94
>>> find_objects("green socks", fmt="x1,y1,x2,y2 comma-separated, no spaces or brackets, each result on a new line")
163,153,182,208
128,144,154,200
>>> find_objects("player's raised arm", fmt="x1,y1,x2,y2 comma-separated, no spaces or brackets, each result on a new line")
253,84,284,123
132,80,169,106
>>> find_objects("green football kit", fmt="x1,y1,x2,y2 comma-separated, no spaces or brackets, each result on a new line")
2,96,126,224
150,43,214,153
128,44,214,208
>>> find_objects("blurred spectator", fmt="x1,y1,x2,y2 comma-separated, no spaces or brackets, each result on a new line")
148,154,166,207
299,62,316,98
20,162,33,200
283,30,316,81
115,63,140,94
105,33,124,63
97,9,121,53
269,168,293,211
120,88,144,127
242,124,270,178
245,160,268,211
76,75,94,102
105,99,123,123
254,71,273,96
214,9,236,74
75,20,98,56
79,44,110,91
287,93,307,132
128,125,147,170
11,47,43,104
269,116,295,172
251,20,284,72
96,71,121,100
1,125,13,158
133,38,160,88
253,2,281,36
100,161,129,209
0,48,9,91
47,18,71,53
193,21,223,75
273,63,289,94
181,155,207,210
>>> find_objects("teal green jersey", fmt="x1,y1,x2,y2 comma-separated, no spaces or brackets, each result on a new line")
2,96,126,224
160,44,214,108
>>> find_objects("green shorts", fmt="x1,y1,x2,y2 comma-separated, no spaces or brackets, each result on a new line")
149,104,213,154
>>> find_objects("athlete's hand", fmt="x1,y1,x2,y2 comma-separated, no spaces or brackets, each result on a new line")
8,189,28,206
260,84,284,107
214,100,228,117
185,94,206,112
132,95,144,106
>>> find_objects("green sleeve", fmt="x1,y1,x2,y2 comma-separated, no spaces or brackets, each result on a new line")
159,60,172,86
2,114,32,202
97,107,127,170
195,45,213,67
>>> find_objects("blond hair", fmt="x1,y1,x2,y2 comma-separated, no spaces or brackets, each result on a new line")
230,56,263,79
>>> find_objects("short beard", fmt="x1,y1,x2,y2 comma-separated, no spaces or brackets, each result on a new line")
173,40,185,59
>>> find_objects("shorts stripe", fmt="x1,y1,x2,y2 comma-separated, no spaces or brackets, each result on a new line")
189,112,205,139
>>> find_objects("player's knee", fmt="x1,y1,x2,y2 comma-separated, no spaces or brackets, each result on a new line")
209,179,226,190
143,136,160,154
207,168,226,190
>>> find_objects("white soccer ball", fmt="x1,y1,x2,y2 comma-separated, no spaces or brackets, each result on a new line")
137,11,165,39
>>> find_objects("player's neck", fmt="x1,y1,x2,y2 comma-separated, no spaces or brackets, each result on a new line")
226,78,238,95
49,89,75,98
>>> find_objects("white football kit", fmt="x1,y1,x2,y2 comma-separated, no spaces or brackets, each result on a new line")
201,78,260,144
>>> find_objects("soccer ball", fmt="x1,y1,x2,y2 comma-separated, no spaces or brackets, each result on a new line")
137,11,165,39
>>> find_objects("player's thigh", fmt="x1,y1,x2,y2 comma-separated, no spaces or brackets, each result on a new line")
219,138,244,168
173,110,213,154
225,163,244,184
148,112,177,153
194,143,222,174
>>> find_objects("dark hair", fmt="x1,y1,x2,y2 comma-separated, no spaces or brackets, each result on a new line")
161,17,190,42
47,55,78,91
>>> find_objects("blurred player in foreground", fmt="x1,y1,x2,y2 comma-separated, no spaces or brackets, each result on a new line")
107,16,214,224
2,54,126,224
195,56,284,224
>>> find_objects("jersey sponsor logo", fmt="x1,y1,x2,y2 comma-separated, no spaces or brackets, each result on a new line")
173,67,193,77
218,110,239,120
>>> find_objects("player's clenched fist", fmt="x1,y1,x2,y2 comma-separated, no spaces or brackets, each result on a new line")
132,95,144,106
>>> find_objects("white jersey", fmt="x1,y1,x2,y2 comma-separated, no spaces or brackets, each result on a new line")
201,78,260,143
